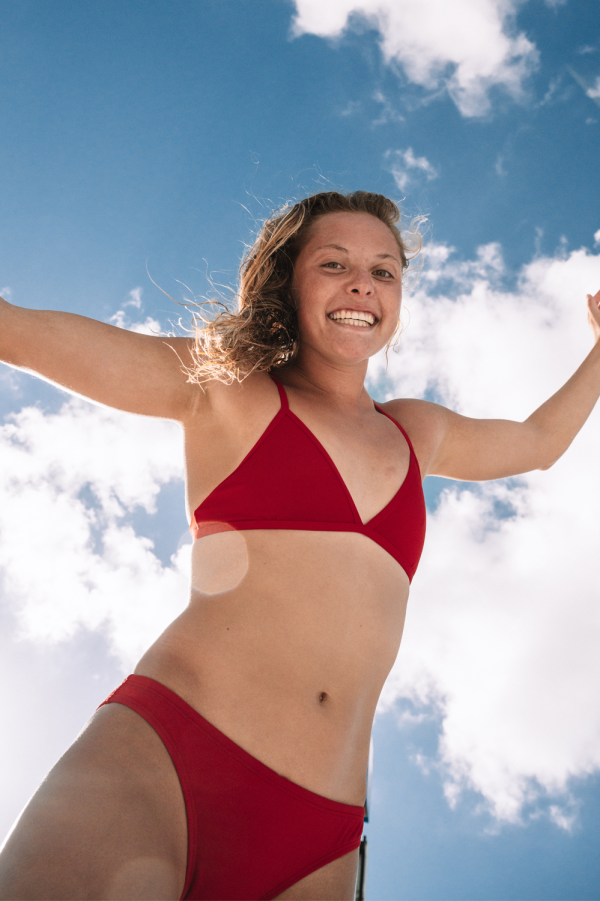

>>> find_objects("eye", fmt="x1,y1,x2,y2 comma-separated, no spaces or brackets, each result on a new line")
322,261,344,269
373,268,394,279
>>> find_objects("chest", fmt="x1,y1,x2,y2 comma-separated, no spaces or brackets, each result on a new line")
289,405,411,523
186,396,412,526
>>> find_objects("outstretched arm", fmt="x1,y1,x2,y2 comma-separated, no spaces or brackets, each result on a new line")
0,296,200,421
410,291,600,481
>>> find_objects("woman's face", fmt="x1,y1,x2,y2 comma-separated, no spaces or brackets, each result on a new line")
291,211,403,367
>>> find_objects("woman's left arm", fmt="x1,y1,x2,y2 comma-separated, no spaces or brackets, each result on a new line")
427,291,600,481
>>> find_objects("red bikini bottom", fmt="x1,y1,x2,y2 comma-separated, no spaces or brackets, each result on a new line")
100,675,364,900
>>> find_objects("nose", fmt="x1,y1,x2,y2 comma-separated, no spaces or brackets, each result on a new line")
347,268,374,296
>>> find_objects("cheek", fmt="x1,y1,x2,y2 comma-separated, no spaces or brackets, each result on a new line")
295,301,321,340
293,275,328,325
387,291,402,321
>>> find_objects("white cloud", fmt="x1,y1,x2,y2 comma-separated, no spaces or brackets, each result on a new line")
292,0,539,117
385,148,439,194
370,238,600,825
109,309,161,335
536,74,563,108
340,99,362,117
125,287,143,308
0,399,189,670
567,67,600,109
107,289,162,334
372,90,405,126
587,75,600,101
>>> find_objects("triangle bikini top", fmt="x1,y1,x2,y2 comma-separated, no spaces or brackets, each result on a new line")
191,374,426,582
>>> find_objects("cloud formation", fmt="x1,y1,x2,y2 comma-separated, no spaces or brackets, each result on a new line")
587,76,600,102
0,399,189,670
385,148,439,194
124,287,143,309
370,236,600,825
292,0,539,116
567,66,600,109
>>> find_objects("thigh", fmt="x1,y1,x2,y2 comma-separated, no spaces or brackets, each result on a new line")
0,703,187,901
274,849,359,901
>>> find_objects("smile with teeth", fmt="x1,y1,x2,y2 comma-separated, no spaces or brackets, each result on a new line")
328,310,377,327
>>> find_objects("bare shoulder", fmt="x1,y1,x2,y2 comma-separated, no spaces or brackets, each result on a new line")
186,368,279,423
375,397,450,478
148,338,274,424
160,335,197,368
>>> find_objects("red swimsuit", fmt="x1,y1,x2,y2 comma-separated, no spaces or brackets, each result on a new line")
192,375,425,582
101,374,426,900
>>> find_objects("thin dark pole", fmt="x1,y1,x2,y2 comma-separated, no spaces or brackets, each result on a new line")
355,741,372,900
355,836,368,901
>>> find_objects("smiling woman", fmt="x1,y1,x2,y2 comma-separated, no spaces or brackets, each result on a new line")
0,191,600,901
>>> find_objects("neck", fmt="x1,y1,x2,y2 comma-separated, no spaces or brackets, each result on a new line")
282,346,371,410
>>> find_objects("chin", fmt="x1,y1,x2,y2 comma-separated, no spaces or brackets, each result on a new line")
334,330,388,353
326,341,384,365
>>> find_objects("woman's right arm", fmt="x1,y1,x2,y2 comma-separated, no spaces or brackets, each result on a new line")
0,296,200,421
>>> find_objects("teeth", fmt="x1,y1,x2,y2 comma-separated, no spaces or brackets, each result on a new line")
329,310,376,326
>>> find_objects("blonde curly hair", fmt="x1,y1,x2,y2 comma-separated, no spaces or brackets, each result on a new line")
188,190,421,384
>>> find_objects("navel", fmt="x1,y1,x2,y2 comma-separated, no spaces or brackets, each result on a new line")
318,691,328,703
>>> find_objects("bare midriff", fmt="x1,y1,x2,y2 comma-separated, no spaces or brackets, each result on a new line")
135,528,410,808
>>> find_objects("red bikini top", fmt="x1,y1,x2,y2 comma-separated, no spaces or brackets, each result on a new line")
191,375,426,582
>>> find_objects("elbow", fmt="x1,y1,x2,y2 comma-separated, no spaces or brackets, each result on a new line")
529,432,568,472
537,451,564,471
537,460,554,472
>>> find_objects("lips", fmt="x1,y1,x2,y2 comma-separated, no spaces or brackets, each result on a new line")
328,309,377,327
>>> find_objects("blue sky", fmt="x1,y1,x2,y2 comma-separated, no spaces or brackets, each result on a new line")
2,1,600,898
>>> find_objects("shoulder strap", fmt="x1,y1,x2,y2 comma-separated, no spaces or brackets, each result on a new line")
375,403,421,477
269,371,289,412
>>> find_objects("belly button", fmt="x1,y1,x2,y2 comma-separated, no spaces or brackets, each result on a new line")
318,692,328,703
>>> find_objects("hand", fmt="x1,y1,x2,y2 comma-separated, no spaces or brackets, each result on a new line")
587,291,600,344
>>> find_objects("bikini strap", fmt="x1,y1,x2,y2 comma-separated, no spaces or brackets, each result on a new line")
269,371,290,412
375,403,422,478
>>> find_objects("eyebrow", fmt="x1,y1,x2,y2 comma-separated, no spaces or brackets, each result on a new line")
314,244,401,265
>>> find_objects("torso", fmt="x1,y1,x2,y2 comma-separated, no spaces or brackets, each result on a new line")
136,370,426,806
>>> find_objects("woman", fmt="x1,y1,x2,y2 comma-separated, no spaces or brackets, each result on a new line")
0,191,598,901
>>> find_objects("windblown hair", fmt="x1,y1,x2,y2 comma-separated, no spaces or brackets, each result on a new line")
188,190,421,384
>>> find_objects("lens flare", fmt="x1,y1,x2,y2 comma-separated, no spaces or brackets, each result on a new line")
191,527,249,595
